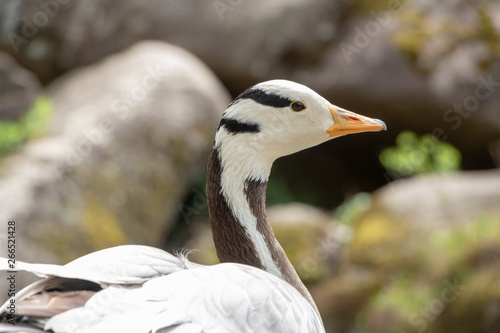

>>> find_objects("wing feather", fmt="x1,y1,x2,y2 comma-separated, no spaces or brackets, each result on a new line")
45,263,323,333
0,245,188,286
0,246,189,318
1,246,324,332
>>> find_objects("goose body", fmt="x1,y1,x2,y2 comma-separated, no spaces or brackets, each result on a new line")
0,80,385,332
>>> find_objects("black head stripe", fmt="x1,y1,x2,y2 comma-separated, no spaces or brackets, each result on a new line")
219,118,260,135
233,88,293,108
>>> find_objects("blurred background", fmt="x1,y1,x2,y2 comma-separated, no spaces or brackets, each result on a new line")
0,0,499,332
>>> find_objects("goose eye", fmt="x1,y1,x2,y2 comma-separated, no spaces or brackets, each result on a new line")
291,101,306,112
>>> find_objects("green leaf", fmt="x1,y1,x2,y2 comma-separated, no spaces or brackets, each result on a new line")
0,95,53,158
380,131,461,178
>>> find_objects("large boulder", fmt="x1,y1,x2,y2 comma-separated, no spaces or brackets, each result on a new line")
0,40,230,265
349,170,500,275
0,0,343,87
311,170,500,333
365,170,500,231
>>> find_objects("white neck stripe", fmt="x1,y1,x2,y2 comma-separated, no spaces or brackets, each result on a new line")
216,135,282,279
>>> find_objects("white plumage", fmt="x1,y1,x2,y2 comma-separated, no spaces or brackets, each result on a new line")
1,246,322,332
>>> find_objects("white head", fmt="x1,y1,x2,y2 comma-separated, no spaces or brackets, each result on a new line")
214,80,386,180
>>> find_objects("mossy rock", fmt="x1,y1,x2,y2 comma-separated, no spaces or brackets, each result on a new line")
356,212,500,333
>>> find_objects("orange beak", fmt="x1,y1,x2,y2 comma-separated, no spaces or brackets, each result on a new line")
326,105,386,137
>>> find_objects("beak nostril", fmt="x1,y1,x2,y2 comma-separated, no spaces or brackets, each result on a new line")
348,116,360,121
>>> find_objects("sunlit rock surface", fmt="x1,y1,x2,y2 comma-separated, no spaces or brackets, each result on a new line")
0,41,230,265
312,170,500,333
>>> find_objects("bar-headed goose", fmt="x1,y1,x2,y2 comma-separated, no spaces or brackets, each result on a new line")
0,80,386,333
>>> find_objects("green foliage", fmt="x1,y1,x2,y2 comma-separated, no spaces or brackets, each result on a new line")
0,95,53,157
371,273,433,317
379,131,461,178
267,177,297,204
267,176,316,205
335,192,372,225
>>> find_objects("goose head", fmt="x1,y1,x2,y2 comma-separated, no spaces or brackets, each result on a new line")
214,79,386,179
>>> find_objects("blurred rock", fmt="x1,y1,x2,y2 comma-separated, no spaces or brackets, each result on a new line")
0,0,342,87
311,268,384,333
311,170,500,333
0,40,230,265
0,1,498,138
267,203,343,283
0,0,359,209
348,170,500,266
0,51,40,120
306,0,500,171
2,0,499,207
369,170,500,231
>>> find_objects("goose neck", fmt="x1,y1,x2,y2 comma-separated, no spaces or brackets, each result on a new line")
206,145,319,316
